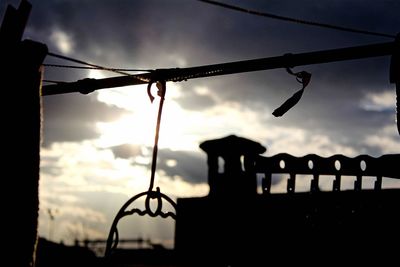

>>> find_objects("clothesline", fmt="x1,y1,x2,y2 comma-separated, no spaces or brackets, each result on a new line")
42,40,396,96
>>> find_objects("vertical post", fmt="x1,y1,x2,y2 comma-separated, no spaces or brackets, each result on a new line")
262,173,272,194
287,173,296,194
310,174,320,193
354,175,362,191
374,176,382,191
0,1,47,267
390,34,400,134
397,83,400,134
332,174,341,191
206,154,220,196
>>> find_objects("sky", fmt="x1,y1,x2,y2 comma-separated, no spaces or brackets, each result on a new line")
1,0,400,250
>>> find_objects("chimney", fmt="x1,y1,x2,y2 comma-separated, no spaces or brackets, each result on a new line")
200,135,266,197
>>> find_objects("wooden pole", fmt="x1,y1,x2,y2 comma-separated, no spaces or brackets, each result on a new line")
0,1,48,266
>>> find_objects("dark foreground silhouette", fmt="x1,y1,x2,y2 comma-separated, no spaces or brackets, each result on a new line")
174,135,400,266
96,135,400,266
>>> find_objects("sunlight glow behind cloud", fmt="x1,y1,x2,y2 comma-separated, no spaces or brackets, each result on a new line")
95,82,272,151
50,28,75,55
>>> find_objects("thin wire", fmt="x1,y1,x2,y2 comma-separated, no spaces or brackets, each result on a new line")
47,52,137,76
43,63,152,72
197,0,396,39
42,79,66,84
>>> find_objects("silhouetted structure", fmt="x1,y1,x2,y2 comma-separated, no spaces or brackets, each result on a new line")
175,136,400,266
1,1,47,266
200,135,266,196
35,238,98,267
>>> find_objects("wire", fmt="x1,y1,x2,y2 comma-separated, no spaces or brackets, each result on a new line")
197,0,396,39
43,63,151,72
43,79,66,84
47,52,147,76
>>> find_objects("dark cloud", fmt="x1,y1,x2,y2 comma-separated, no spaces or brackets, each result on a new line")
108,143,207,184
42,92,128,145
3,0,398,61
174,86,217,110
273,58,396,140
158,149,207,184
14,0,394,69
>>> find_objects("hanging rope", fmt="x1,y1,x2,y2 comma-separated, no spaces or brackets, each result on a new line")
147,80,166,191
104,79,177,257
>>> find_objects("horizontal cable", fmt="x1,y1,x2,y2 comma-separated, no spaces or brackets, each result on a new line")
197,0,396,39
47,52,141,76
43,63,152,72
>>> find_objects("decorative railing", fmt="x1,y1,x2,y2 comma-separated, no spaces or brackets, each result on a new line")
254,153,400,194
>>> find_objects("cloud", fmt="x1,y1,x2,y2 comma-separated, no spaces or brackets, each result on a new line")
108,142,207,184
23,0,398,71
40,141,138,194
110,143,143,159
158,149,207,184
39,140,209,245
360,89,396,112
364,125,400,155
174,86,217,111
42,92,128,145
157,174,209,198
264,125,357,157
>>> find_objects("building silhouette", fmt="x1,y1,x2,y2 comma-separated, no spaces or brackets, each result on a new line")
175,135,400,266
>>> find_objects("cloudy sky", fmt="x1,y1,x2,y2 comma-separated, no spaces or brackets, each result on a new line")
1,0,400,249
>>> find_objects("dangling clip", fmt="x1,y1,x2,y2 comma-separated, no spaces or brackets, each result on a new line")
272,67,312,117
